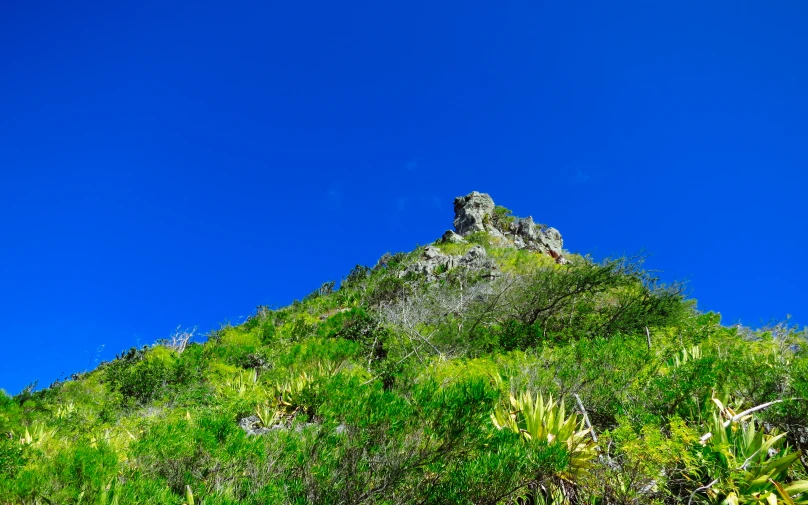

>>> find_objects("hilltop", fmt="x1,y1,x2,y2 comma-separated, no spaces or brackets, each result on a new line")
1,192,807,505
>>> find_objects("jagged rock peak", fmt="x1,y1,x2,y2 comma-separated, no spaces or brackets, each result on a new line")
451,191,567,263
453,191,495,235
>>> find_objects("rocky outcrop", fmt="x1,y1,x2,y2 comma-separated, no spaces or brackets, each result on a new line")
536,226,565,261
440,230,466,244
238,415,344,437
238,415,274,436
453,192,496,235
452,191,567,263
459,245,495,270
399,244,498,281
508,216,565,261
397,191,568,282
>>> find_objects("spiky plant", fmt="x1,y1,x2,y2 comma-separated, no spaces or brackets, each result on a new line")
218,369,259,398
54,401,77,420
669,345,703,368
17,422,54,447
255,403,281,428
491,391,597,477
693,397,808,505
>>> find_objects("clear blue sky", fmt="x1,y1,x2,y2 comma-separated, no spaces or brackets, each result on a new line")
1,1,806,394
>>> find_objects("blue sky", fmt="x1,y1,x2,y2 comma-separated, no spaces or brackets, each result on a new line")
1,0,806,394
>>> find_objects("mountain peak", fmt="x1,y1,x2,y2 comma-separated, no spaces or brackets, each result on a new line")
450,191,566,263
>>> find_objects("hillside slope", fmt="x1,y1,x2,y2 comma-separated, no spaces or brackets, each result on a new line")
2,192,807,505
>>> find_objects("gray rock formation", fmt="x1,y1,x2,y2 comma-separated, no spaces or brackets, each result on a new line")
458,245,495,270
452,191,567,263
399,246,458,280
397,191,568,283
506,216,565,261
238,415,272,436
453,192,496,235
538,226,565,262
440,230,466,244
399,244,498,281
515,216,540,242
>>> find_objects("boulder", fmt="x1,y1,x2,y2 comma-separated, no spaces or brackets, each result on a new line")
238,415,271,436
539,227,564,260
423,245,443,260
515,217,540,242
459,245,487,266
441,230,466,244
453,192,495,235
459,245,499,276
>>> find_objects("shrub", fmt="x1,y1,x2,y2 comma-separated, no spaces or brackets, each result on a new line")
689,397,808,504
0,436,26,479
491,205,516,232
365,275,412,306
319,308,389,365
491,391,597,478
295,375,508,503
342,264,371,289
104,346,190,407
4,442,119,504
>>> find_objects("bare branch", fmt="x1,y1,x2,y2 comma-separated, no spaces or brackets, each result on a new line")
574,394,598,443
160,325,196,354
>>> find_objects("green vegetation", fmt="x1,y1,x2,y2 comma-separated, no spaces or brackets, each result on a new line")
491,205,517,233
1,232,807,504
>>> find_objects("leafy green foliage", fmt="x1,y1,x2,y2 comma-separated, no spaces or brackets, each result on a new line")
2,233,807,505
689,397,808,504
491,205,516,232
499,254,687,342
319,307,389,366
0,436,26,479
103,346,194,407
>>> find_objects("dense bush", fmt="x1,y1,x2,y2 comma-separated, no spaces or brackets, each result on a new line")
0,437,26,480
1,239,806,505
102,345,201,407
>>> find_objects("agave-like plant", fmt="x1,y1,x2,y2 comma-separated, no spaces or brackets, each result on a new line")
54,401,77,420
669,345,702,368
17,422,54,447
218,369,259,398
491,391,597,477
694,397,808,505
184,484,195,505
255,402,282,428
274,370,318,413
250,365,335,429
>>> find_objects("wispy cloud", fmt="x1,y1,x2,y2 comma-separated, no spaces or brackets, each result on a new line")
573,170,591,184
